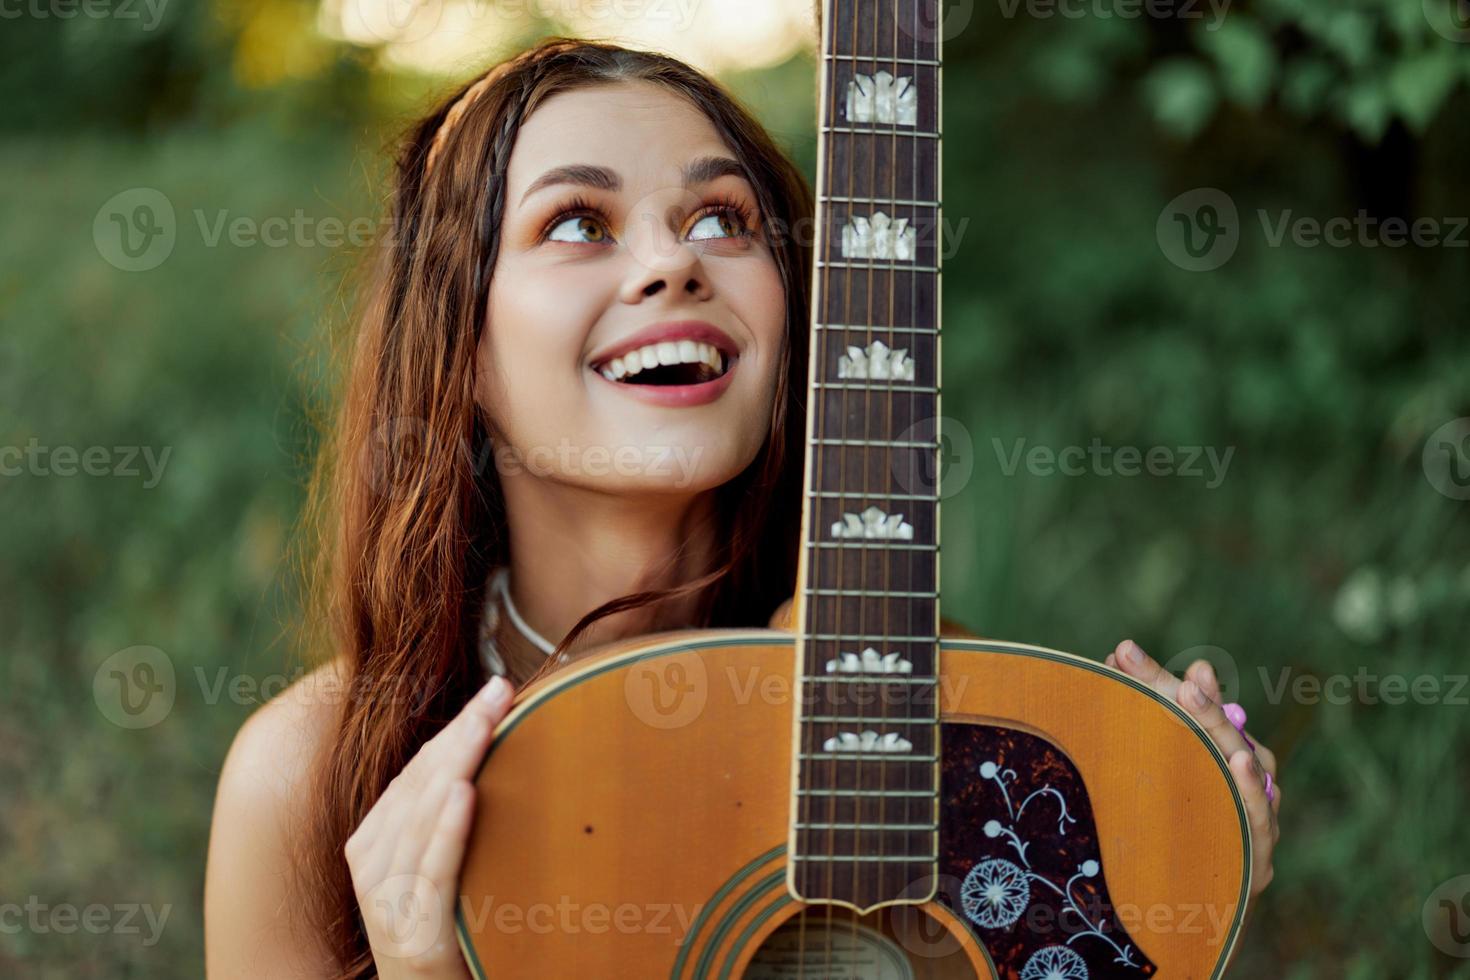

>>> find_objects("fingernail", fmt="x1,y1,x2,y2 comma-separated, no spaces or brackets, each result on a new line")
1122,640,1142,665
1199,662,1219,696
1184,681,1206,709
478,676,509,704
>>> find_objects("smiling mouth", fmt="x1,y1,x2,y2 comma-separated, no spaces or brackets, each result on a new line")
594,340,732,386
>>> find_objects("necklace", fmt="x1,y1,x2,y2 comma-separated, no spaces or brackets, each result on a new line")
492,566,557,655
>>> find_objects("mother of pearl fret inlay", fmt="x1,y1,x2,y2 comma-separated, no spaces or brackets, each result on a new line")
845,70,917,126
841,212,916,261
830,506,914,540
822,730,914,753
837,339,914,381
825,647,915,674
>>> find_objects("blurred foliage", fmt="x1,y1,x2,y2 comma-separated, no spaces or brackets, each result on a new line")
1,0,1468,977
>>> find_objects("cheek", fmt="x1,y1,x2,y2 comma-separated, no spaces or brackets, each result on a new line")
478,260,607,426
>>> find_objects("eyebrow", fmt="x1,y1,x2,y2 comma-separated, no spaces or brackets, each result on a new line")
519,156,748,205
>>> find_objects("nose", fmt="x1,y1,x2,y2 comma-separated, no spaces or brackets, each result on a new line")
617,212,714,305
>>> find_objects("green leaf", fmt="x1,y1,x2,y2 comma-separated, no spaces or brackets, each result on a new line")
1198,18,1279,110
1142,58,1219,139
1339,78,1391,142
1387,49,1460,132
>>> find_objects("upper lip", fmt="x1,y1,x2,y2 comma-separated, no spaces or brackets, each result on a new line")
587,320,738,370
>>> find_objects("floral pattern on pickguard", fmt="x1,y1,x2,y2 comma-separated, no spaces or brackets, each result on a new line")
935,724,1156,980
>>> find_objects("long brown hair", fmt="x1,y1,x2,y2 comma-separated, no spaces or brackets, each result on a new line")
291,37,813,976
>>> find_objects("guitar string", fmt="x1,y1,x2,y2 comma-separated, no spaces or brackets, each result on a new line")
862,0,889,953
825,0,862,966
799,0,848,969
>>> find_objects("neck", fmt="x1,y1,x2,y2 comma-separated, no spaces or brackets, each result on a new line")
499,473,718,653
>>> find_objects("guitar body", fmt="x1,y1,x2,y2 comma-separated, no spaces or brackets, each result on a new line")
457,629,1249,978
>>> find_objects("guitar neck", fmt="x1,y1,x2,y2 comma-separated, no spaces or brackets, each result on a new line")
791,0,945,910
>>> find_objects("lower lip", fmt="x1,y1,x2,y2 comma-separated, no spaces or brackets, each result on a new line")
591,357,738,407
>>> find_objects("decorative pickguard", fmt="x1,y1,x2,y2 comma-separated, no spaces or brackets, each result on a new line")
937,724,1157,979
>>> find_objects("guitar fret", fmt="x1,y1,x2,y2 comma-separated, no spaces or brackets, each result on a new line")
824,53,942,67
813,382,938,392
807,489,936,501
813,438,938,449
804,715,934,724
804,588,938,598
812,541,938,550
823,125,941,139
809,633,936,642
824,195,941,208
816,323,939,335
819,260,940,273
796,822,936,831
799,675,934,690
791,854,938,863
800,752,938,762
797,788,934,797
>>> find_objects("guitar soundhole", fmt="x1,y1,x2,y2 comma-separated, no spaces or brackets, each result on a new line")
745,916,917,980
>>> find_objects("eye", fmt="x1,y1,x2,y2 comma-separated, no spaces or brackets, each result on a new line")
688,208,749,243
547,214,610,244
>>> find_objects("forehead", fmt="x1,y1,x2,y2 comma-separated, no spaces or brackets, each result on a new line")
505,81,734,195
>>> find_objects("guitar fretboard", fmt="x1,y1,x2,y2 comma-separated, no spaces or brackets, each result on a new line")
791,0,944,912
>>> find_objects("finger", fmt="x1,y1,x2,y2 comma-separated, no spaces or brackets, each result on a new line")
414,677,514,773
351,680,510,877
1178,678,1254,762
1252,741,1278,777
1230,750,1277,892
421,780,477,897
1104,653,1118,669
1186,659,1220,702
387,771,462,874
1112,640,1183,701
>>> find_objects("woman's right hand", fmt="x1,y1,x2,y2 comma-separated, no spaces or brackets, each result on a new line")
344,675,513,978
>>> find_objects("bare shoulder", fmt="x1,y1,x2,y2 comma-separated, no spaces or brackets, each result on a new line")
204,657,350,979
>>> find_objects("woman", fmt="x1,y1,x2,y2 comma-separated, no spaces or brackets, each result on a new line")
204,37,1279,979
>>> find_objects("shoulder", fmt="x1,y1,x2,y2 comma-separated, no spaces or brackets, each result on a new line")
204,657,349,978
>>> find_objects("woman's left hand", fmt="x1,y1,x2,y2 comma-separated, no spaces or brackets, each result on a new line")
1106,639,1280,899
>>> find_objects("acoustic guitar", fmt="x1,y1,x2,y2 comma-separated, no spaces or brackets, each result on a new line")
457,2,1251,976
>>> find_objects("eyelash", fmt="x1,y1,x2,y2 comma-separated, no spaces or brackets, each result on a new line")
537,193,758,245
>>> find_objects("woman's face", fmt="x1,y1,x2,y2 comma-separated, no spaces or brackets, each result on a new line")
476,80,787,496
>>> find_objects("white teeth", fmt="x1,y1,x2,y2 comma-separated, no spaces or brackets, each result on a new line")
596,338,730,381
